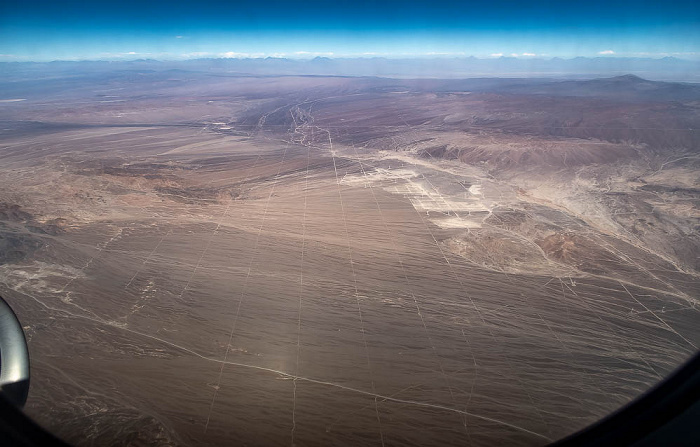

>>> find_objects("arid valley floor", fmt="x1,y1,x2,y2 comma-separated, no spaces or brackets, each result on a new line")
1,65,699,446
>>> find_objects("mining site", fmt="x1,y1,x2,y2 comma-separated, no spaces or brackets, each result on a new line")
0,65,699,446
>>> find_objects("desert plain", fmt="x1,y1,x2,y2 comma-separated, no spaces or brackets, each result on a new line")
0,65,699,446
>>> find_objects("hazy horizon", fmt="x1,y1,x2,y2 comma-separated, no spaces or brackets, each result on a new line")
3,55,699,83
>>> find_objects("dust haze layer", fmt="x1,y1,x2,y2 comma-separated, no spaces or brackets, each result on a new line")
0,63,699,446
2,56,700,82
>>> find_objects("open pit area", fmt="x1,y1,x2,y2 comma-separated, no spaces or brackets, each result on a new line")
0,68,699,446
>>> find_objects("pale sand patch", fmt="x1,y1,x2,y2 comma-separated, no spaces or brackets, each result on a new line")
431,215,482,229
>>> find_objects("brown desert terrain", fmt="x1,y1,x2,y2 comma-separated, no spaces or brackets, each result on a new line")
0,67,698,446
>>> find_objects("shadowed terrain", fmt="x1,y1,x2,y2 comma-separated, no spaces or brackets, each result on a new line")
0,65,698,446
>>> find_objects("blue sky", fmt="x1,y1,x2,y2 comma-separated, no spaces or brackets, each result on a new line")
1,0,698,61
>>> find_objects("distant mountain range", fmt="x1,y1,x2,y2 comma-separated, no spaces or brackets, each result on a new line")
1,56,700,82
398,74,700,102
